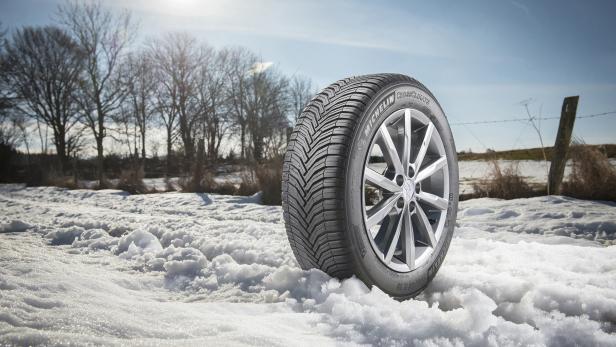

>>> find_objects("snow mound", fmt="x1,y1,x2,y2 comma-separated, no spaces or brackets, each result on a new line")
45,225,86,245
0,220,32,233
115,230,163,258
1,185,616,345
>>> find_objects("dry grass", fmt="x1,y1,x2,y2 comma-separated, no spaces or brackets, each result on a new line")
45,173,80,190
212,181,238,195
163,177,177,192
116,167,151,194
255,159,282,205
471,160,538,199
178,170,217,193
92,177,114,190
27,159,284,203
237,171,259,196
179,170,241,195
562,143,616,201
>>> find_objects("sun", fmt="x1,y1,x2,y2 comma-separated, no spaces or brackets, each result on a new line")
151,0,226,18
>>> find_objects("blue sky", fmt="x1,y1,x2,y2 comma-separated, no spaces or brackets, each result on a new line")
1,0,615,152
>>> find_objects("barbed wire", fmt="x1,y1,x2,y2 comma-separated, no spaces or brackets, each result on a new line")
449,110,616,126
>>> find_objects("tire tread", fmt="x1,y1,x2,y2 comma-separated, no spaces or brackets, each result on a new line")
282,73,414,278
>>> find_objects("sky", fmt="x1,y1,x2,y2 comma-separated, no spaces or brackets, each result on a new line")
1,0,615,152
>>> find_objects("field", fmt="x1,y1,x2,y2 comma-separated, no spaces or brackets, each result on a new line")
457,144,616,161
1,185,616,346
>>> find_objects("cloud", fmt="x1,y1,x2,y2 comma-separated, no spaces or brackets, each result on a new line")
112,0,466,58
249,61,273,74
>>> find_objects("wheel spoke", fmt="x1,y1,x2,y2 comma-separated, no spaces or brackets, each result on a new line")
366,194,399,229
401,109,412,176
413,122,434,170
417,191,448,210
365,167,400,193
416,156,447,182
415,204,437,247
384,211,403,263
402,209,415,269
377,124,404,175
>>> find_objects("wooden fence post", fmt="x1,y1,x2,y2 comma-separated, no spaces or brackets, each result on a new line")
548,96,579,195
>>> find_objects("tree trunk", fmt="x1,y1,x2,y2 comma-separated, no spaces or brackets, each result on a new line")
192,138,205,192
96,136,104,186
54,130,68,174
141,129,147,171
253,135,263,162
240,125,246,160
165,127,173,177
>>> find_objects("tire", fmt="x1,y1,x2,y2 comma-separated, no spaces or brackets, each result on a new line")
282,73,458,299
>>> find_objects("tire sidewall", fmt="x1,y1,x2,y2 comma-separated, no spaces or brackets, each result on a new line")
345,81,459,298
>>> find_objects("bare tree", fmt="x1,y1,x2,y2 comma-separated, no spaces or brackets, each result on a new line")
227,47,256,160
153,72,179,176
57,0,134,184
0,114,24,149
0,22,12,117
2,26,84,172
199,48,230,161
244,64,289,161
123,50,156,161
112,101,136,156
289,74,315,123
0,22,21,148
149,33,204,167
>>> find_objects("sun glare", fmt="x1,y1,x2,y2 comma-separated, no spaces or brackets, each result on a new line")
152,0,226,17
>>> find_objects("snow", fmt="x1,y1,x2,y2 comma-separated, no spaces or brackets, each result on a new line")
0,219,31,233
1,184,616,346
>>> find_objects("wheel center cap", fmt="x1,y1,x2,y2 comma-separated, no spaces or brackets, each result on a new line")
402,178,415,202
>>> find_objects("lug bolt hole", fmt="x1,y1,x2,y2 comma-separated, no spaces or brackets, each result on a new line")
415,183,421,193
396,197,405,208
395,175,404,186
408,166,415,177
409,201,416,212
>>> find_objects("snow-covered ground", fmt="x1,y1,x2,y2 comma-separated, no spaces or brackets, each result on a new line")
1,185,616,346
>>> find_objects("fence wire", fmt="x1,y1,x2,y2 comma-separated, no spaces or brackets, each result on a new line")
449,110,616,126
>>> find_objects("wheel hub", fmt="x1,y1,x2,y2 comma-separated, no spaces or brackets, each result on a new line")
401,178,415,202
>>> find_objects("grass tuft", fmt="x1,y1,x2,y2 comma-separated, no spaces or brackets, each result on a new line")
116,167,151,194
470,160,540,199
562,143,616,201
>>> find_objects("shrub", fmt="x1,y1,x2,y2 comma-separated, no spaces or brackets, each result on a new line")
562,143,616,201
25,165,48,187
237,171,259,196
471,160,537,199
178,169,240,195
45,173,80,190
212,181,238,195
92,178,114,190
116,166,150,194
179,170,216,193
164,177,177,192
255,159,282,205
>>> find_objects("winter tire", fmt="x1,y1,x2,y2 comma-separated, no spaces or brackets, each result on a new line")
282,74,459,299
